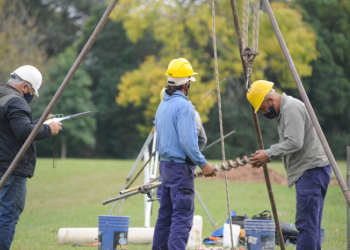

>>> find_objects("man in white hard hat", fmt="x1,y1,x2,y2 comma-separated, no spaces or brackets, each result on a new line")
0,65,62,249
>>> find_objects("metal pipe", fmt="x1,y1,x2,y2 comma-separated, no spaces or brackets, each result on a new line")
108,128,154,215
201,130,236,152
229,0,285,248
262,0,350,208
347,146,350,250
195,189,217,229
103,183,162,205
0,0,120,191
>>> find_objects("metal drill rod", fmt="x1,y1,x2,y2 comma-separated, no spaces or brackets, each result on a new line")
103,183,162,205
229,0,285,248
120,182,160,195
195,79,226,108
195,156,251,178
201,130,236,152
0,0,120,190
262,0,350,208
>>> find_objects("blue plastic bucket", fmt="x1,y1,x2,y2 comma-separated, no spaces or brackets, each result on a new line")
245,219,275,250
98,215,129,250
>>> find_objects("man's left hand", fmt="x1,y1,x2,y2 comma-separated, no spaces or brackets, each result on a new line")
250,150,269,168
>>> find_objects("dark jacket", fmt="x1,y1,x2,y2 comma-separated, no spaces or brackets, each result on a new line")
0,83,51,177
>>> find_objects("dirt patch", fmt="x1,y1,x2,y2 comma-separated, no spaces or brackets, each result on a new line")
216,165,341,186
216,164,288,185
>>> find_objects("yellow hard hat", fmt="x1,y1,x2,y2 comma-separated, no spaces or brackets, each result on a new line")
165,58,198,78
247,80,274,113
160,87,166,102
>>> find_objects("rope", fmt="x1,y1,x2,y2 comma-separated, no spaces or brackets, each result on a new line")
242,0,249,50
252,0,260,51
241,0,260,91
211,0,235,249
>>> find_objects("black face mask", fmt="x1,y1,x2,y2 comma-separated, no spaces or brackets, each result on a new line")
263,105,278,119
24,92,34,103
185,82,191,96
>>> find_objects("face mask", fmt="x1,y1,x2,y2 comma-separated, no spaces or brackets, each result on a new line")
185,82,191,96
263,105,278,119
24,92,34,103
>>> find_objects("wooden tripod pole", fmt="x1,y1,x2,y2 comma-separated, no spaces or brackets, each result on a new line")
0,0,120,190
229,1,285,248
262,0,350,208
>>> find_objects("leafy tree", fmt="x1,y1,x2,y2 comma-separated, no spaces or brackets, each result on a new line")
0,0,46,81
32,47,97,158
77,5,161,158
112,0,318,135
292,0,350,158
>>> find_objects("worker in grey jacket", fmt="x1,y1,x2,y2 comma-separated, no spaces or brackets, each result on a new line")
247,80,331,250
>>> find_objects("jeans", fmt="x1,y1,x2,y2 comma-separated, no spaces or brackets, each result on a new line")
0,173,27,250
295,165,331,250
152,161,196,250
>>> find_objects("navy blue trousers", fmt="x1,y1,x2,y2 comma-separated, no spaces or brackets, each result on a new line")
152,161,196,250
0,173,27,250
295,165,331,250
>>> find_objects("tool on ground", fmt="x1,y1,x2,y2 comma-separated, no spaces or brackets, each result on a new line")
208,237,223,243
44,111,97,124
102,182,161,205
72,242,98,247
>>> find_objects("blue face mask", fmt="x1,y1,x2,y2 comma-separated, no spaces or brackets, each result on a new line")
263,105,277,119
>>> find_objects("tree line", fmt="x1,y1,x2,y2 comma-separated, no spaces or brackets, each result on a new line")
1,0,349,159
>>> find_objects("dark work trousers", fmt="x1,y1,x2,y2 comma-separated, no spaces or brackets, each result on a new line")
0,173,27,250
152,161,196,250
295,165,331,250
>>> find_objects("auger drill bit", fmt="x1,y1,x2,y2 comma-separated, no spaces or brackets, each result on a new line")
195,155,252,177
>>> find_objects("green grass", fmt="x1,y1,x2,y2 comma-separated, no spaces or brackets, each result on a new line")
10,158,348,250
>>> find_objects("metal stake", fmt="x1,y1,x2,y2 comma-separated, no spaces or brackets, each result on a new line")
0,0,120,190
229,1,285,248
262,0,350,208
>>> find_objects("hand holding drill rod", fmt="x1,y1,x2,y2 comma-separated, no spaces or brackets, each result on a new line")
195,155,253,178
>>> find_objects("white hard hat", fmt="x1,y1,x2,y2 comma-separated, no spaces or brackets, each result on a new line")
13,65,42,97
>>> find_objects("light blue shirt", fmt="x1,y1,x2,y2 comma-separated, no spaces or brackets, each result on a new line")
155,90,207,168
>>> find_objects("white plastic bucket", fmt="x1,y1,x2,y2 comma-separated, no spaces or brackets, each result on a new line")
223,223,241,248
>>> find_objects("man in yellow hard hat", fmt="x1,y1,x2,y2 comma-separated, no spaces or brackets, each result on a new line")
153,58,216,250
247,80,331,250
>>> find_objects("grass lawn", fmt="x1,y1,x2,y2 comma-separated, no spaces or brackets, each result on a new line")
10,158,348,250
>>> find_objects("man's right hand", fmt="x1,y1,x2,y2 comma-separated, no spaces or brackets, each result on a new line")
48,122,62,135
201,162,217,177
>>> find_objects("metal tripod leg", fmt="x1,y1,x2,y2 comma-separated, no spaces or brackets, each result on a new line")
195,188,217,229
108,129,154,215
